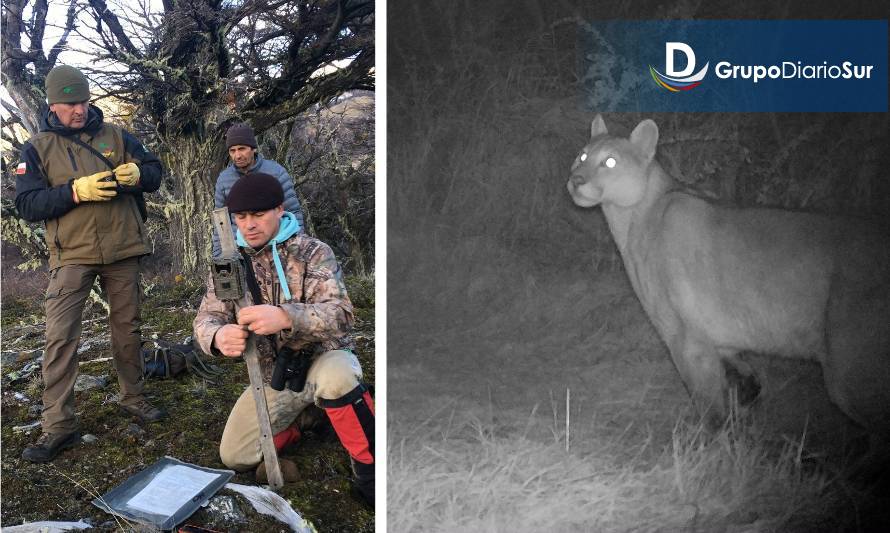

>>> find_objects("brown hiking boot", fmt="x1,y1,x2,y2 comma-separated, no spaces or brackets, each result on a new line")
120,398,167,422
22,431,81,463
294,405,327,433
255,459,299,485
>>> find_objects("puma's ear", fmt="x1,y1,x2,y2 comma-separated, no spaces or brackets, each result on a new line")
629,119,659,161
590,114,608,138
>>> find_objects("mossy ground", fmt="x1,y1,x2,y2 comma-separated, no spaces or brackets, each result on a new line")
1,297,43,329
1,274,375,532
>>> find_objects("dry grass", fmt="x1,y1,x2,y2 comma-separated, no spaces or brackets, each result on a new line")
388,405,856,533
387,225,887,531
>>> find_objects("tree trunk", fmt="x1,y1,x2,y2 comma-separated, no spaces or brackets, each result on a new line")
1,0,52,136
4,81,45,137
156,136,225,278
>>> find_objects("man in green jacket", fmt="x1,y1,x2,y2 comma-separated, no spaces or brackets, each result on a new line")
15,65,166,463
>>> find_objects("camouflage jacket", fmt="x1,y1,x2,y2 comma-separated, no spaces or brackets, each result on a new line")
193,233,355,381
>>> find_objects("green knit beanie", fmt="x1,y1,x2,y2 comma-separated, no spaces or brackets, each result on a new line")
45,65,90,104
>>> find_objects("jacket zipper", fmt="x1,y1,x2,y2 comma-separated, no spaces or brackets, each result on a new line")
66,147,78,171
53,219,63,261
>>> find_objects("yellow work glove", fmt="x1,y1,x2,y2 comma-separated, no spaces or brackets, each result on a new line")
72,171,117,203
113,162,140,186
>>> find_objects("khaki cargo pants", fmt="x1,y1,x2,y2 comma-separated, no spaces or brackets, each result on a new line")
42,257,145,434
219,349,362,471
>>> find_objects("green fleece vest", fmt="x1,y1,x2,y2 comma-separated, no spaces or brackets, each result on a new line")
29,123,151,269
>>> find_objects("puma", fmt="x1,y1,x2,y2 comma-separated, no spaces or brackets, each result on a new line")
567,115,890,438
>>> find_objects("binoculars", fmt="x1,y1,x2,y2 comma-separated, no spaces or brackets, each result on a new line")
270,347,311,392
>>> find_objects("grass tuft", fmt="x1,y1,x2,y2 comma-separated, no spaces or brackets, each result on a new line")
389,407,869,532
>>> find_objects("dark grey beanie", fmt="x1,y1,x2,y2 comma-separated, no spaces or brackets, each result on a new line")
225,123,257,149
226,173,284,213
46,65,90,104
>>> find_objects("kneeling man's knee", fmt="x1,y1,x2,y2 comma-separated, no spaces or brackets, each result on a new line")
309,350,362,401
220,437,261,472
219,415,262,471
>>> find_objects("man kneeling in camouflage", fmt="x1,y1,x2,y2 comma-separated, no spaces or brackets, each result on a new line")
193,173,374,504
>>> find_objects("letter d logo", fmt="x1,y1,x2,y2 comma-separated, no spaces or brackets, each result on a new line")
666,42,696,77
649,42,709,92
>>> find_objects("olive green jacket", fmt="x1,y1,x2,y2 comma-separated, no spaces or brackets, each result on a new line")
15,106,163,269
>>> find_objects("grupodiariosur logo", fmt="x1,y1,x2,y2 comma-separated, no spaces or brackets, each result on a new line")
649,42,709,92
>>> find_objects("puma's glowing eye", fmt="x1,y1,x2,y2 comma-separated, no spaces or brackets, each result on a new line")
580,152,588,162
604,157,616,168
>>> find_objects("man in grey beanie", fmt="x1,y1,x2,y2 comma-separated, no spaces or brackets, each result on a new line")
15,64,166,463
212,123,305,258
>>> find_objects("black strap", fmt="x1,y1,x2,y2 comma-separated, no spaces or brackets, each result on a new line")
239,250,281,348
240,250,264,305
317,383,369,408
63,134,149,221
65,135,115,169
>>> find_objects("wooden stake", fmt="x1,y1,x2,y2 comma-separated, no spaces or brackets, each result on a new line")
244,336,284,489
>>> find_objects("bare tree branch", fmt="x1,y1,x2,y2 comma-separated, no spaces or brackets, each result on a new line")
1,101,27,180
47,0,80,67
70,0,375,141
2,0,28,60
86,0,143,57
28,0,49,62
247,47,374,132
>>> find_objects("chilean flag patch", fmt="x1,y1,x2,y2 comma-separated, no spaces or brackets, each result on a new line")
15,162,26,174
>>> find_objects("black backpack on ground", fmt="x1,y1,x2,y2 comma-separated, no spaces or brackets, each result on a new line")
142,338,224,381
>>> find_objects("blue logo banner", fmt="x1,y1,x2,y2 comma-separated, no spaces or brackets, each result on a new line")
580,20,888,112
